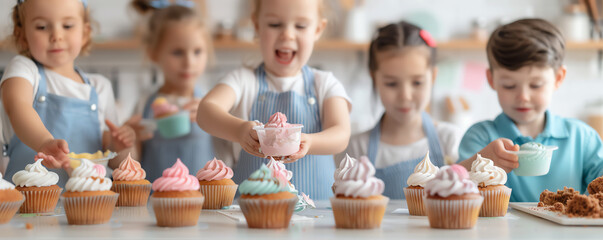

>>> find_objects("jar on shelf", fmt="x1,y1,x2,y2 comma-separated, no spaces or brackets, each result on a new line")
558,2,591,42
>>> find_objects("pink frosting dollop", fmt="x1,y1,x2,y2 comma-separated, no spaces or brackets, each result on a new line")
196,158,234,181
112,153,146,181
265,112,291,128
266,157,292,181
333,156,384,198
425,164,479,198
151,97,178,118
152,159,199,192
93,164,106,178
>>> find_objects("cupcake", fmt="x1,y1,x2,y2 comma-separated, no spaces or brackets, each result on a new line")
404,151,439,216
331,156,389,229
238,164,298,229
151,159,204,227
0,173,24,224
111,153,152,206
62,159,118,225
196,157,237,209
424,165,483,229
332,154,356,193
12,159,62,213
469,154,512,217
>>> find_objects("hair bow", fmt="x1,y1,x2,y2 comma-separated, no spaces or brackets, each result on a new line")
149,0,195,9
419,30,437,48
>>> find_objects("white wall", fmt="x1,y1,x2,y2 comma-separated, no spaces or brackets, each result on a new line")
1,0,601,134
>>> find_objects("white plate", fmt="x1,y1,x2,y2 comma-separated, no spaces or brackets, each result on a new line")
510,202,603,225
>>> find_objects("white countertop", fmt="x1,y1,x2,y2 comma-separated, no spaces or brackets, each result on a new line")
2,200,601,240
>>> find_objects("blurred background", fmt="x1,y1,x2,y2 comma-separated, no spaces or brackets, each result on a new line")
1,0,602,138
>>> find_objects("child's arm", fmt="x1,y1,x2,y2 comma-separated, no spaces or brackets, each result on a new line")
103,120,137,169
1,77,69,168
583,129,603,185
197,84,263,158
457,138,519,173
286,97,351,162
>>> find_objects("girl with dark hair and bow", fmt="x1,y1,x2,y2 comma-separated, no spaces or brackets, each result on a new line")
338,21,462,199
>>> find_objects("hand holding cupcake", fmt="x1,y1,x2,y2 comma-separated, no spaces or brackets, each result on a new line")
111,153,152,206
196,157,237,209
12,158,62,213
469,154,512,217
331,156,388,229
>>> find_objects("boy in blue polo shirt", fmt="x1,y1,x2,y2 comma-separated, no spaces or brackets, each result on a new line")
457,18,603,202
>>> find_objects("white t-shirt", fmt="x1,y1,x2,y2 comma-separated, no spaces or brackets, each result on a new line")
216,66,352,165
336,121,462,168
0,55,118,146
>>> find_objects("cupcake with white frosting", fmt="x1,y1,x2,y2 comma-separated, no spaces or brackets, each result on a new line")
12,159,62,213
332,154,356,193
62,159,118,225
404,151,439,216
0,172,24,224
331,156,388,229
469,154,512,217
424,164,483,229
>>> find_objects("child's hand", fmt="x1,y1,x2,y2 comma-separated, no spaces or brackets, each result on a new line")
238,121,263,158
183,98,202,123
106,119,136,152
125,115,153,142
478,138,519,173
283,133,311,163
36,139,70,169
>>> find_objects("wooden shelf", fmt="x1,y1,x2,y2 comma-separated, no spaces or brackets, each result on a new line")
3,38,603,52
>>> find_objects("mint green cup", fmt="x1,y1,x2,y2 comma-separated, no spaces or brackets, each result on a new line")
510,145,558,176
156,112,190,139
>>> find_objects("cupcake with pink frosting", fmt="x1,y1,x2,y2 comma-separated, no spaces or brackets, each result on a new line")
254,112,303,157
111,153,152,206
196,157,237,209
151,159,204,227
330,156,389,229
423,164,483,229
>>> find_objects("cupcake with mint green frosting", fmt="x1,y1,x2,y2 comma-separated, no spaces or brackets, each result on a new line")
238,164,297,229
514,142,557,176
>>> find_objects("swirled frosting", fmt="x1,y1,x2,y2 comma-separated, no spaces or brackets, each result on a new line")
112,153,146,181
469,154,507,186
406,152,439,187
0,172,16,190
333,156,384,198
65,159,112,192
266,157,292,181
520,142,546,151
239,164,284,196
425,165,479,198
265,112,291,128
152,159,200,192
196,158,234,181
12,159,59,187
334,154,356,182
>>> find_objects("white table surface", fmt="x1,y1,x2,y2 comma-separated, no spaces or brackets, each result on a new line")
2,200,601,240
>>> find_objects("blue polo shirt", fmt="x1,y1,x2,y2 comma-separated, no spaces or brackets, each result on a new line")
458,111,603,202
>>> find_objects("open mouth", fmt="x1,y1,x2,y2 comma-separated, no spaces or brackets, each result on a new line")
275,49,296,65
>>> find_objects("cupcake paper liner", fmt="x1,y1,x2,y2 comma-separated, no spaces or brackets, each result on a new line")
18,188,62,213
403,188,426,216
199,185,238,209
151,196,204,227
0,198,25,224
112,183,152,207
238,196,297,229
479,187,512,217
330,196,389,229
62,194,119,225
423,196,483,229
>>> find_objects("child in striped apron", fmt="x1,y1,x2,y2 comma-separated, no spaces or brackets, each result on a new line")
197,0,351,200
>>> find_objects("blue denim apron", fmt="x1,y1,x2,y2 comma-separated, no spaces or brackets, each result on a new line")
5,62,102,187
232,64,335,200
367,112,444,199
141,89,214,182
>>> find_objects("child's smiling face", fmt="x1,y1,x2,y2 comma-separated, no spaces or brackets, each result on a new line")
488,65,565,127
22,0,88,69
254,0,326,77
